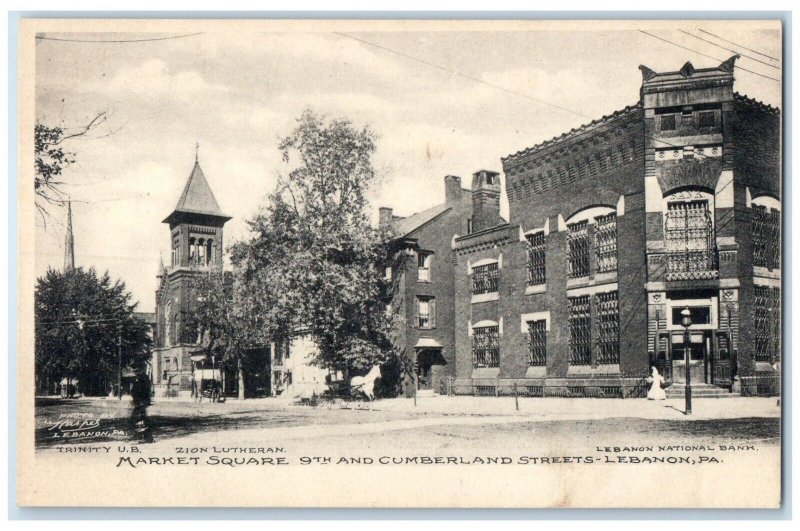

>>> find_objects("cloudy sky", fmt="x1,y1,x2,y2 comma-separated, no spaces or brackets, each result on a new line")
34,20,782,312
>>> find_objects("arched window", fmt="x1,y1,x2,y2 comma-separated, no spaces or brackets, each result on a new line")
564,205,617,278
663,189,716,280
164,302,173,347
197,238,205,265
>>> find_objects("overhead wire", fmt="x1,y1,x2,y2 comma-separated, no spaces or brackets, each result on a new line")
35,32,205,43
678,30,780,71
697,28,781,63
637,30,780,82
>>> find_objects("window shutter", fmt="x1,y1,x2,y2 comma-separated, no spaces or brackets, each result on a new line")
414,298,419,328
430,299,436,328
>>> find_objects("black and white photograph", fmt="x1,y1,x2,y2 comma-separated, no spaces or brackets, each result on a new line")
17,17,783,508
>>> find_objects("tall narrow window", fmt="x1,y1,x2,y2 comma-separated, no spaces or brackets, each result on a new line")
527,320,547,367
568,295,591,365
418,251,432,282
772,287,781,362
752,205,781,270
526,232,546,286
754,286,772,362
567,221,590,278
197,239,205,264
472,325,500,368
472,262,499,295
754,286,781,363
206,239,214,265
665,200,716,280
594,213,618,273
596,291,620,365
273,341,285,365
416,297,435,329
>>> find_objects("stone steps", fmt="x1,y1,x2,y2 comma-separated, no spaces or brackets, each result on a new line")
665,384,739,398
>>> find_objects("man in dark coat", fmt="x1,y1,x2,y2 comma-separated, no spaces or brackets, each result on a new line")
130,373,154,443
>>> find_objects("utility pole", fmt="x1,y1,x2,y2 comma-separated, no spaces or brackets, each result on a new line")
117,324,123,400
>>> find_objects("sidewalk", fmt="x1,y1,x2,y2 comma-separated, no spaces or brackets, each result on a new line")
139,393,781,421
361,394,781,421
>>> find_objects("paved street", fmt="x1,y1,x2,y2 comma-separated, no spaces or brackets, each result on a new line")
36,395,781,452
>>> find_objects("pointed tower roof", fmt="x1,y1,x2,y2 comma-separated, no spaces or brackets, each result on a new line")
64,200,75,273
163,161,231,227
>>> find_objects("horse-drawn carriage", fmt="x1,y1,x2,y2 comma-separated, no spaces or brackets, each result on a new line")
319,365,381,402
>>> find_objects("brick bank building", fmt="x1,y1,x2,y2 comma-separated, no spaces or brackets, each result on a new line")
451,56,781,397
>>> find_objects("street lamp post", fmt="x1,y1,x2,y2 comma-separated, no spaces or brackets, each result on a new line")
681,307,692,415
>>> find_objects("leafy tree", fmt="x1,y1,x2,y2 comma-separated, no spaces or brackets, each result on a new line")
35,267,151,396
231,109,399,382
187,268,264,400
34,113,107,222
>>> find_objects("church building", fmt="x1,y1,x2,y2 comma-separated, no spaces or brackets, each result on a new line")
151,156,233,396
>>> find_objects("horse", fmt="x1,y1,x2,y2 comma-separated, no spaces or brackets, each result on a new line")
349,365,381,401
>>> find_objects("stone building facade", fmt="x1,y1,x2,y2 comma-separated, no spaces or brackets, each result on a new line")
451,56,781,397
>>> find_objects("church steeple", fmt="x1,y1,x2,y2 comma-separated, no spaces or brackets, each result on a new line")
162,160,231,227
163,155,231,270
64,200,75,273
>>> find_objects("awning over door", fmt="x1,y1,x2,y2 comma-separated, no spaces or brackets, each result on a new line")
414,338,443,349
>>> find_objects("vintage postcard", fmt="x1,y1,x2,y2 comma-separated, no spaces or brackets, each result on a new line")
17,18,783,508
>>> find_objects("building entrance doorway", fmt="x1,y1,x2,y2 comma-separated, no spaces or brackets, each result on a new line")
415,348,447,392
671,331,709,384
656,329,733,388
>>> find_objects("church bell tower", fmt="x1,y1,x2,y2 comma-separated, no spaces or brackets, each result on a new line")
153,154,231,391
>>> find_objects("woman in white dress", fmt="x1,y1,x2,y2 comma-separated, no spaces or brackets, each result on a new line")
647,366,666,400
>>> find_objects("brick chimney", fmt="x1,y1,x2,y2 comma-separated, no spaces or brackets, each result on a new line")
471,170,501,232
379,207,393,229
444,175,462,204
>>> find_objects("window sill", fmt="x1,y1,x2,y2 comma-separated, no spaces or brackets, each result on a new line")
526,366,546,378
566,276,590,289
753,266,781,280
472,367,500,379
471,292,499,304
567,364,621,376
595,271,618,284
525,284,546,296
